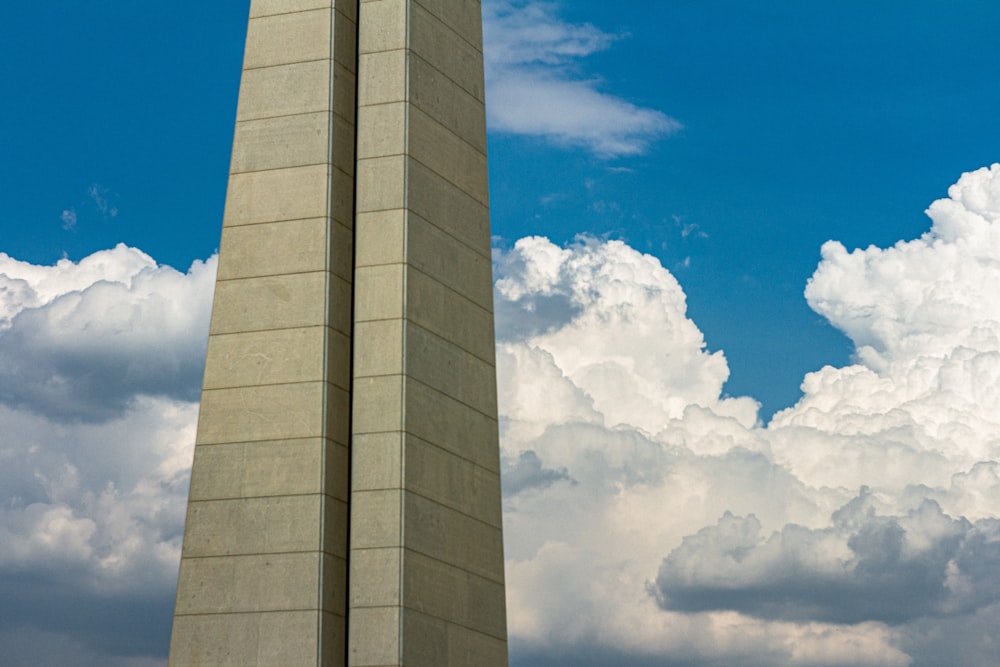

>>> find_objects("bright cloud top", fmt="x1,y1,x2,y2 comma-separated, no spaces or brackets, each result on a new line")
483,1,679,157
3,167,1000,665
496,165,1000,666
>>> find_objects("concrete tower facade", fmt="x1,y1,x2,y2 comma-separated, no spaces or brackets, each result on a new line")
168,1,507,665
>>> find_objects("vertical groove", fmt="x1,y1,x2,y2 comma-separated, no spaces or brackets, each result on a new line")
345,1,362,665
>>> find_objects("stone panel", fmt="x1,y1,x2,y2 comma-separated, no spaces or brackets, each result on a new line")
196,382,327,445
411,0,484,48
350,489,402,549
354,210,405,267
350,547,402,607
357,0,407,53
404,377,499,472
351,375,403,434
403,491,505,582
203,327,326,389
182,495,323,557
407,267,495,362
236,60,332,121
348,606,401,666
209,272,349,335
169,610,321,666
223,164,329,226
401,608,508,667
188,439,326,501
404,434,502,528
244,8,333,70
231,112,330,173
410,54,487,152
407,211,492,308
351,433,402,491
217,218,332,279
353,264,404,322
355,101,406,159
405,321,497,415
353,319,404,377
357,50,406,103
403,550,507,638
408,105,489,205
175,552,323,615
354,155,406,213
410,5,484,101
407,157,490,255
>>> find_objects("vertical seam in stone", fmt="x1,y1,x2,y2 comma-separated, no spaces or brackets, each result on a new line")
319,2,337,664
346,1,362,665
397,1,413,663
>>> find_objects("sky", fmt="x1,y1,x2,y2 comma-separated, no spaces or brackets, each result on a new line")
2,1,1000,665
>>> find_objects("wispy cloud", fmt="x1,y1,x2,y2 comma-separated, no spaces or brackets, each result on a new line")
483,1,679,157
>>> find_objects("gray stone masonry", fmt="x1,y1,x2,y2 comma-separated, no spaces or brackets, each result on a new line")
167,1,507,665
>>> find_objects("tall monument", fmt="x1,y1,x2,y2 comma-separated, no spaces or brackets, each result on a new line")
168,1,508,665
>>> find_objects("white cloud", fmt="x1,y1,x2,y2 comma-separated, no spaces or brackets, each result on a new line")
496,165,1000,665
483,1,679,156
5,166,1000,665
0,245,216,420
0,246,210,663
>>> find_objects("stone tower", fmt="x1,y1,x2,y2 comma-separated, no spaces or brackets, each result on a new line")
167,1,508,665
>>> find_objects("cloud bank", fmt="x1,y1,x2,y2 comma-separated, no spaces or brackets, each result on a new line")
483,1,679,156
3,166,1000,665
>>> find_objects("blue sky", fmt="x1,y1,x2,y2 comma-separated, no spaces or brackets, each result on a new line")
3,1,1000,665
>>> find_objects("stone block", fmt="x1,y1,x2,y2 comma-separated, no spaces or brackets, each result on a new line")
236,60,333,121
223,164,329,226
351,432,402,491
356,101,406,160
403,550,507,638
169,610,321,666
404,377,500,472
407,211,492,307
353,319,404,377
406,266,495,362
410,0,484,48
405,321,497,415
404,434,502,528
401,608,508,667
348,606,400,666
358,0,407,54
410,54,487,152
410,5,484,102
202,327,326,389
244,8,332,70
350,489,402,549
357,50,406,105
196,382,327,444
351,375,403,435
353,263,404,322
217,218,332,280
231,113,330,174
210,272,349,335
350,547,401,607
181,495,324,557
407,157,490,255
188,439,326,501
174,552,323,615
354,210,405,267
354,155,406,213
403,491,505,583
408,105,489,206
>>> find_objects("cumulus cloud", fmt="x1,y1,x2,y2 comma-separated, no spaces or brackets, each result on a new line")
483,1,679,156
0,245,216,420
6,166,1000,666
0,246,212,663
496,165,1000,665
